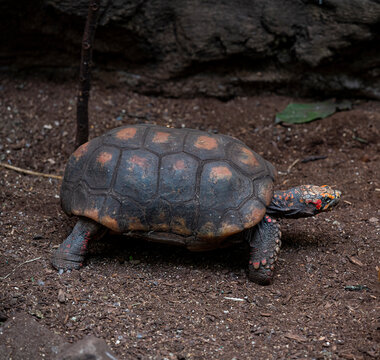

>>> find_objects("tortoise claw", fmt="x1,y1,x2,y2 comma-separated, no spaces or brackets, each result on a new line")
51,250,84,271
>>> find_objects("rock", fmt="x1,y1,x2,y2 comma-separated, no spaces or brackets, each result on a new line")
58,289,66,303
1,0,379,99
55,336,118,360
0,312,66,360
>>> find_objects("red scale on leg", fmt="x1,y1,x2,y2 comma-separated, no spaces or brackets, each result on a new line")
52,218,105,271
248,215,282,285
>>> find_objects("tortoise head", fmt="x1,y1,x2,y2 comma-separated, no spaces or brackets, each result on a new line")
298,185,341,216
268,185,341,218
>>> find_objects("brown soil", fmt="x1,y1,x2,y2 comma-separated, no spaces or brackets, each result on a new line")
0,74,379,359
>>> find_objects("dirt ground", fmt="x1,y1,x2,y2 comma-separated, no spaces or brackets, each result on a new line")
0,74,379,359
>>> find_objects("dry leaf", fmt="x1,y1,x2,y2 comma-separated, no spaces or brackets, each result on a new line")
284,332,307,342
260,313,271,317
348,256,364,267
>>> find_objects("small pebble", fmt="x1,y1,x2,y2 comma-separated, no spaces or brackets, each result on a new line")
58,289,66,303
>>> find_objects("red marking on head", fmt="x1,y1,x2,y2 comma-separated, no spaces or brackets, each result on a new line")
266,217,272,222
253,262,260,270
315,199,322,210
306,198,322,210
261,259,267,266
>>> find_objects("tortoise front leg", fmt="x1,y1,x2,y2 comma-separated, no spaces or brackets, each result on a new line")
52,217,107,271
248,215,282,285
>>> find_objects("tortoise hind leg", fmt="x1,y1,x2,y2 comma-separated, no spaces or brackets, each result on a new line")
52,218,107,271
248,215,282,285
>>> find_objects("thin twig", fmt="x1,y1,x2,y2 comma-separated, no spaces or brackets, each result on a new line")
301,155,328,163
287,158,300,174
1,257,42,280
0,162,63,180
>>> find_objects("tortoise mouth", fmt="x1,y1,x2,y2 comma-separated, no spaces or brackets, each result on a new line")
328,189,341,209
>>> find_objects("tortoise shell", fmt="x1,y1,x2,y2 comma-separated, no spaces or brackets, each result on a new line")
61,124,276,250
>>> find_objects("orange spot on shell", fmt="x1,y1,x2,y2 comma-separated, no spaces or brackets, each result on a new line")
158,212,166,221
172,217,192,236
219,222,241,236
151,221,170,232
239,147,259,167
259,181,274,206
96,151,113,166
152,131,170,143
115,127,137,140
83,208,100,222
173,160,185,171
198,221,216,239
128,217,146,231
130,155,148,169
73,142,89,159
209,166,232,182
243,206,266,228
194,136,218,150
101,215,120,232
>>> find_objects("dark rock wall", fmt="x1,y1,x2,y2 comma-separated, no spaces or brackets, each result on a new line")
1,0,380,98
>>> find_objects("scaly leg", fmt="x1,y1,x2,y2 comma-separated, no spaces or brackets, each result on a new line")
248,215,282,285
52,217,107,270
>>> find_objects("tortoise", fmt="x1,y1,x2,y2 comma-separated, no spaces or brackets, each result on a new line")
52,124,341,284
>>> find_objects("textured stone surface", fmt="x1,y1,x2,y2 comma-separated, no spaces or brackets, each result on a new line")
56,336,118,360
1,0,379,98
0,313,65,360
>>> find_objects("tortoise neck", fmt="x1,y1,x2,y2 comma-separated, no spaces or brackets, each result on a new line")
267,188,305,218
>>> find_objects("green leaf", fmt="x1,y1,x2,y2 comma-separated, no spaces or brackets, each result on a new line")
275,100,351,124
